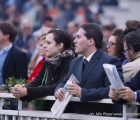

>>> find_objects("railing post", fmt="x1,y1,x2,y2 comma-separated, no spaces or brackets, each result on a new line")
123,104,134,120
0,98,4,120
18,99,22,120
18,99,22,110
123,104,127,120
0,98,3,110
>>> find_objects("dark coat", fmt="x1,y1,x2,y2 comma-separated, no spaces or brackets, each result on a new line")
113,70,140,118
2,45,28,83
20,56,74,102
55,49,123,115
113,70,140,104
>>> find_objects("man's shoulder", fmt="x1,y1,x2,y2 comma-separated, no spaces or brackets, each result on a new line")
11,45,27,57
123,60,140,71
101,51,117,61
72,56,83,62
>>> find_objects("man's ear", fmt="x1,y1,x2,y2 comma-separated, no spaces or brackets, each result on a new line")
4,34,10,40
58,43,64,50
129,46,135,54
88,38,95,46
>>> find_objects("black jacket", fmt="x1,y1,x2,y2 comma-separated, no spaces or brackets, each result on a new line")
2,45,28,83
20,56,74,102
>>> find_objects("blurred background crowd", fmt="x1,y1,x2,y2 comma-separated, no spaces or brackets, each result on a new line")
0,0,140,79
0,0,118,30
0,0,119,63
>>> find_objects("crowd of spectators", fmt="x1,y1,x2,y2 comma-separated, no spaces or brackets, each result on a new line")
2,0,140,119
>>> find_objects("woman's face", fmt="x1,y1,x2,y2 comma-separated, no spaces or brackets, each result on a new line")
43,33,62,58
106,36,118,57
38,40,46,56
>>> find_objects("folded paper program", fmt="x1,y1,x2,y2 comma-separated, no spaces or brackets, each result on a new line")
103,63,124,92
51,74,79,119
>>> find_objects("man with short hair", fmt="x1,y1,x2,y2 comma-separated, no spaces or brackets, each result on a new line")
0,22,28,84
122,27,140,82
43,16,54,28
55,23,123,115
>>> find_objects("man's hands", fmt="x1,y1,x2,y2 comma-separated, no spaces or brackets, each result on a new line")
109,86,136,102
109,86,120,101
67,84,81,97
11,84,27,98
119,87,135,101
55,84,82,102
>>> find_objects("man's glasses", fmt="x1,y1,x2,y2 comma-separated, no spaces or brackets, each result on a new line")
106,42,117,47
122,48,129,55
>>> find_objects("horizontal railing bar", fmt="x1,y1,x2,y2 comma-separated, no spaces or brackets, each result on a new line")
0,110,123,120
0,93,140,105
0,93,15,98
128,118,139,120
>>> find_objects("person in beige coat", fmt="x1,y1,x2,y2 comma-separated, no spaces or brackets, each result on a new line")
122,28,140,83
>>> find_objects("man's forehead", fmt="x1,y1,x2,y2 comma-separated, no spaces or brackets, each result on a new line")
76,28,85,36
124,42,127,48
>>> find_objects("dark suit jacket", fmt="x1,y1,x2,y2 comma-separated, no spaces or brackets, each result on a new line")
2,45,28,83
113,70,140,118
113,70,140,104
55,49,123,114
20,56,75,102
126,70,140,103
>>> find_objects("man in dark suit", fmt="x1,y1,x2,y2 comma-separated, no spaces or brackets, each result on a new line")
0,22,28,84
55,23,123,115
109,70,140,103
109,70,140,118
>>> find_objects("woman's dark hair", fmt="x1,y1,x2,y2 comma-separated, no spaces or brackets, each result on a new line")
0,22,17,42
111,28,124,57
47,29,73,51
80,23,103,49
123,27,140,52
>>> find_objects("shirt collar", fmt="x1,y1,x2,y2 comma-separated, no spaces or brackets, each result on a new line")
0,43,12,55
83,50,97,62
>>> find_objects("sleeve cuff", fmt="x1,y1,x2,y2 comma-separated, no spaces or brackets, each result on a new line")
135,91,138,102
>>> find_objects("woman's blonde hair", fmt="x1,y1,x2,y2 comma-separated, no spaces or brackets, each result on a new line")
38,33,47,42
28,34,47,72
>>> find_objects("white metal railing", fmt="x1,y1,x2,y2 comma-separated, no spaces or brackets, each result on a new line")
0,93,139,120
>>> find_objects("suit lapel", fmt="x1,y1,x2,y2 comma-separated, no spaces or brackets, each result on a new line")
2,46,14,74
80,49,103,87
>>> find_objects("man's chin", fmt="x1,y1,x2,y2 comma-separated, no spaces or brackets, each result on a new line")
75,50,81,55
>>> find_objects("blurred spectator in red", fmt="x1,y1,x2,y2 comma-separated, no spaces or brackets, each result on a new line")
28,27,51,76
28,34,46,82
